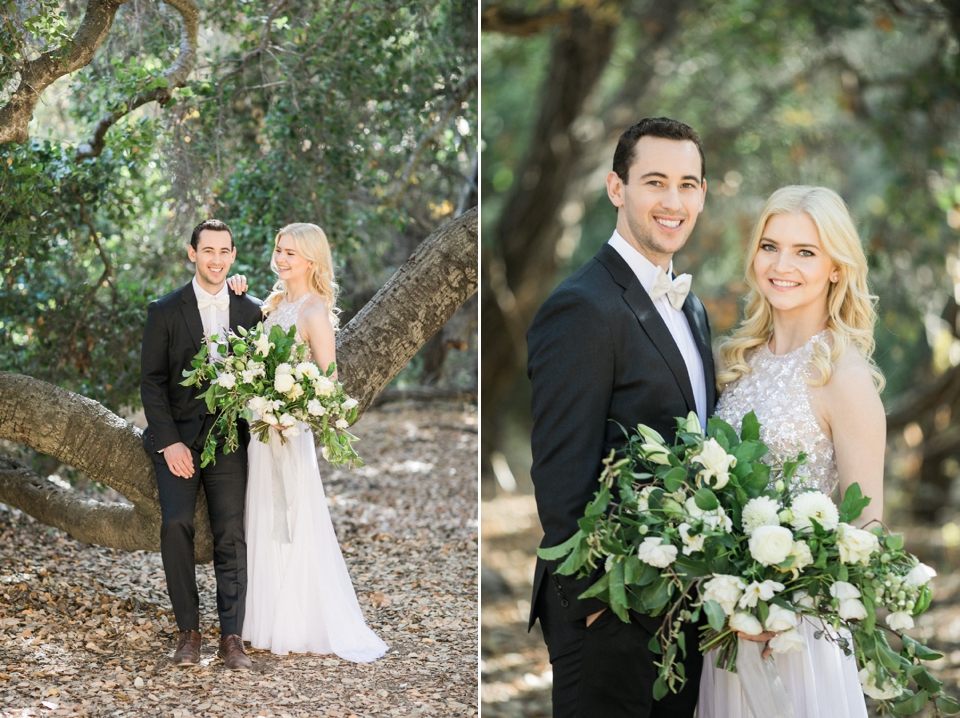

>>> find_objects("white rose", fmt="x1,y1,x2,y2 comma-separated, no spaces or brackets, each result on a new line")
905,562,937,588
789,491,839,532
836,523,880,565
728,612,764,636
335,418,349,429
749,525,794,566
764,603,799,633
248,396,268,414
640,443,672,465
741,496,782,536
287,382,305,400
769,628,807,654
274,373,295,393
637,537,678,568
215,373,237,389
313,375,336,397
701,574,746,616
792,590,818,610
678,522,706,556
341,397,359,411
307,399,326,417
253,334,274,357
276,362,294,375
858,661,905,700
789,541,814,571
691,438,737,490
279,413,297,428
738,579,785,609
886,611,915,631
830,581,867,620
263,412,279,426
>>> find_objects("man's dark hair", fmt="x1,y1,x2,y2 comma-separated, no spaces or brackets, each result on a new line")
190,219,234,249
612,117,705,184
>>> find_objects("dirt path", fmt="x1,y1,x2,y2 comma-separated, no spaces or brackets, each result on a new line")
0,403,478,718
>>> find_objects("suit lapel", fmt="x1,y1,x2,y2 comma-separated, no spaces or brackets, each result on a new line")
682,297,717,412
229,291,243,336
596,245,697,414
180,282,205,352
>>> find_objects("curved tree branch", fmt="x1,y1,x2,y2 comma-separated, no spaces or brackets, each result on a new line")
76,0,199,159
0,0,129,146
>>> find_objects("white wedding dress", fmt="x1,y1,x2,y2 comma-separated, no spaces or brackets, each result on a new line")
242,294,388,661
698,331,866,718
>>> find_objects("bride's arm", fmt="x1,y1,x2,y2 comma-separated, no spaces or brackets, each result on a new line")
821,354,886,528
298,300,337,379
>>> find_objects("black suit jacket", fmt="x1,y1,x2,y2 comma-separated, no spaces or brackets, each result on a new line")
527,243,717,631
140,282,263,456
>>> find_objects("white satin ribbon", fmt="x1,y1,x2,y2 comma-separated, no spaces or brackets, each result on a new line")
736,637,797,718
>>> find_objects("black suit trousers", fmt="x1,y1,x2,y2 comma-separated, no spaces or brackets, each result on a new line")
154,417,248,635
537,584,702,718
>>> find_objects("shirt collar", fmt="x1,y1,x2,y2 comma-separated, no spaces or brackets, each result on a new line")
607,230,674,293
192,276,228,301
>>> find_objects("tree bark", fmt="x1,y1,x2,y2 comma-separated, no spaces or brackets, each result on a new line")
0,210,477,556
0,0,129,145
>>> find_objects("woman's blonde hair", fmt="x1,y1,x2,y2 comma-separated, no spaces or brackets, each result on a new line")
262,222,340,330
717,185,884,391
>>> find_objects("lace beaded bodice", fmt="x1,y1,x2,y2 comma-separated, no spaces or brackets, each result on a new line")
264,294,312,360
716,331,837,496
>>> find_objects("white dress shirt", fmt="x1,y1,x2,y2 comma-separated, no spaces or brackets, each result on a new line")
608,230,707,428
192,277,230,358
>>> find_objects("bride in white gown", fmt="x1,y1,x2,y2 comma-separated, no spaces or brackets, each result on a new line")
233,222,387,662
698,187,886,717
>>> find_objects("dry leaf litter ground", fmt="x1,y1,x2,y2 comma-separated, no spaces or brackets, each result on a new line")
0,402,478,718
481,493,960,717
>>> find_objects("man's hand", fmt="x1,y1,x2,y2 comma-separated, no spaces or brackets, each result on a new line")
736,630,778,659
163,442,194,479
586,609,606,627
227,274,248,295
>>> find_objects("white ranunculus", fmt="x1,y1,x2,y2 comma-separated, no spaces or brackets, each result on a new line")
295,361,320,381
905,562,937,588
785,540,814,573
678,522,706,556
313,375,336,396
335,418,349,429
274,373,295,393
248,396,268,413
253,334,274,357
741,496,782,535
279,413,297,428
691,438,737,490
789,491,840,532
341,397,359,411
287,382,305,400
275,362,294,375
738,579,785,609
836,523,880,565
637,537,678,568
764,603,799,633
307,399,325,417
216,373,237,389
263,412,279,426
702,574,746,616
640,443,672,465
769,628,807,654
636,486,657,512
858,661,905,700
792,590,818,610
749,525,794,566
830,581,867,620
886,611,915,631
728,612,764,636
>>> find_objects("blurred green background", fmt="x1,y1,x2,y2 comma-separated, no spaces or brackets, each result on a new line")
480,1,960,714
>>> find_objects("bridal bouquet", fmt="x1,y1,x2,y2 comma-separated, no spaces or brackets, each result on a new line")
540,413,957,716
180,322,363,469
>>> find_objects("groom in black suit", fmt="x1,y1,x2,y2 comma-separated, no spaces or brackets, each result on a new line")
140,219,262,670
527,118,717,717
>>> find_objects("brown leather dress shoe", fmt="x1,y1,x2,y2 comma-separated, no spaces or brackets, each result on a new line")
171,630,201,666
217,634,252,670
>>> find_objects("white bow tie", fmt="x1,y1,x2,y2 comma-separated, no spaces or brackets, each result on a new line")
197,293,229,313
649,267,692,311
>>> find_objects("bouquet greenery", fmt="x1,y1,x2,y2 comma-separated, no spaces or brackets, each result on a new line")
180,322,363,469
540,412,957,716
